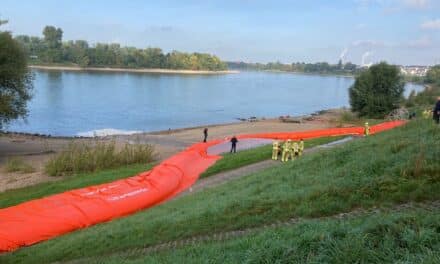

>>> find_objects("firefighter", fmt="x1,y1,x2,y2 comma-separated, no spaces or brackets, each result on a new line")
291,141,299,160
298,139,304,156
422,109,431,119
272,141,280,160
281,140,292,162
364,122,370,136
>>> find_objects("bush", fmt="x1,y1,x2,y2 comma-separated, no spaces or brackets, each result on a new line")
5,158,36,173
406,84,440,108
425,65,440,85
349,62,404,118
45,141,155,176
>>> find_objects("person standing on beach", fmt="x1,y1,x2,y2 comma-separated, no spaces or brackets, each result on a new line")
433,97,440,124
230,136,238,153
203,128,208,142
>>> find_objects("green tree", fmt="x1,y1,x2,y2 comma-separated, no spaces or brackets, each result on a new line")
42,26,63,62
13,26,227,71
426,65,440,85
43,26,63,49
0,22,33,128
349,62,404,118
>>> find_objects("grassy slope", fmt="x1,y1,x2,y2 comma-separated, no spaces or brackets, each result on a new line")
99,209,440,263
201,136,345,178
0,163,154,209
2,119,439,263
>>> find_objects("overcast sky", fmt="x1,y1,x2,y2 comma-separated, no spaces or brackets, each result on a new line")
2,0,440,65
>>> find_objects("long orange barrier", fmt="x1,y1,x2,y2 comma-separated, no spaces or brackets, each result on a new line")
0,121,406,252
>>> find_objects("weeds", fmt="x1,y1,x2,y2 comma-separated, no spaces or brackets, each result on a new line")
45,141,155,176
4,158,36,173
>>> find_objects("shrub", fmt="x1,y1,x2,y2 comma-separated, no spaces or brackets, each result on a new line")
425,65,440,85
349,62,404,118
45,141,155,176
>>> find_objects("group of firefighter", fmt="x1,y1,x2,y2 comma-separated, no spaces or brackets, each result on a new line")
271,139,304,162
271,122,371,162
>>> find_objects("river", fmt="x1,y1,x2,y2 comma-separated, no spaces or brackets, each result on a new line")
7,70,424,136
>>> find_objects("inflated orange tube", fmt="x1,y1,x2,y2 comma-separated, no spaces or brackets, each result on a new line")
0,121,406,252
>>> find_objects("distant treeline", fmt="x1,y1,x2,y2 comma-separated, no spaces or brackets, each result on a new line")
15,26,227,71
227,60,362,75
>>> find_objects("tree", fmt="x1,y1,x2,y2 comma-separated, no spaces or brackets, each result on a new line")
42,26,63,62
349,62,404,118
426,65,440,85
43,26,63,49
0,23,33,128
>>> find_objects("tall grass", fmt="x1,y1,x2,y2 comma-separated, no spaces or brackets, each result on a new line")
45,141,155,176
4,158,35,173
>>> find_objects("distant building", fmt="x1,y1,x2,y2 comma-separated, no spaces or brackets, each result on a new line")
400,66,430,77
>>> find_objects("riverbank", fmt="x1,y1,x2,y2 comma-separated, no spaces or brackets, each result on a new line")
0,109,346,191
258,69,355,78
29,65,239,75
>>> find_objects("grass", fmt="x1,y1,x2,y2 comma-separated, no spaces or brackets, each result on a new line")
331,109,385,127
45,141,155,176
93,209,440,263
0,163,154,209
2,119,439,263
4,158,35,173
201,136,346,178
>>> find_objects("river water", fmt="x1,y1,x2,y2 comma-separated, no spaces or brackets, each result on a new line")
7,70,423,136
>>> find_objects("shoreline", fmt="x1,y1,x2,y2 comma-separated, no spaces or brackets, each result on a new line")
1,109,336,139
232,69,356,78
29,65,239,75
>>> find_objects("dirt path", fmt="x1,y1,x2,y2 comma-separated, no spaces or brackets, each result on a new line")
66,199,440,263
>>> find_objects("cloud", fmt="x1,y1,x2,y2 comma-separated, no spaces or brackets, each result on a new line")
403,0,429,8
355,23,367,29
421,19,440,29
352,39,386,47
145,25,176,32
355,0,431,11
407,36,433,47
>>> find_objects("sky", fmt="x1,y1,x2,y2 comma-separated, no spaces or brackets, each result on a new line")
1,0,440,65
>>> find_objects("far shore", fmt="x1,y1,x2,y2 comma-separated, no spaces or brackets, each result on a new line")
29,65,240,75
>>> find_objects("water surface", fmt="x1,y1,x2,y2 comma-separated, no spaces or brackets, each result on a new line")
7,70,423,136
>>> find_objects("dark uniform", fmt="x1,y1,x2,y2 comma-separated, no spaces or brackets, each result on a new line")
433,100,440,124
203,128,208,142
230,136,238,153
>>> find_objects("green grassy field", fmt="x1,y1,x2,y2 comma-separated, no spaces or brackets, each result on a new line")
93,208,440,263
2,119,438,263
201,136,346,178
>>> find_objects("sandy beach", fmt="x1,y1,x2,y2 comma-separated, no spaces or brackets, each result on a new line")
29,65,239,75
